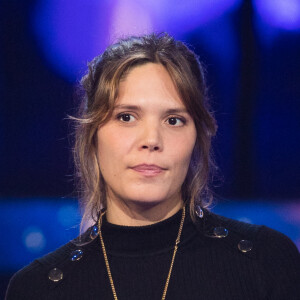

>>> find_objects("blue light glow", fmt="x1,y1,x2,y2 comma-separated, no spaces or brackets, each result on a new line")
32,0,242,81
23,226,46,253
32,0,115,81
254,0,300,30
58,205,80,227
0,199,80,271
147,0,242,34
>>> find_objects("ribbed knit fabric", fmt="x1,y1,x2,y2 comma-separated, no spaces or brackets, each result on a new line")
6,208,300,300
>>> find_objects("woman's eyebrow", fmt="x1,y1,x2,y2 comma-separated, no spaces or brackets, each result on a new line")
113,104,188,114
113,104,141,111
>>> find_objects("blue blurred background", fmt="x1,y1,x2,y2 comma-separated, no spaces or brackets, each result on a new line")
1,0,300,297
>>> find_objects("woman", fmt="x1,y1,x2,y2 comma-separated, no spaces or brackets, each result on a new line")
6,33,300,299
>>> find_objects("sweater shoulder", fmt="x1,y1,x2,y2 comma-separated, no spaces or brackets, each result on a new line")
201,209,300,258
204,210,262,236
198,210,300,297
204,210,299,250
254,224,300,296
5,228,94,300
197,209,263,249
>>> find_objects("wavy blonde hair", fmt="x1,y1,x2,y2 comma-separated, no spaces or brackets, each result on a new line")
72,33,217,229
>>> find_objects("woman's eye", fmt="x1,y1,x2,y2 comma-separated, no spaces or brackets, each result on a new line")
167,117,186,126
117,113,135,122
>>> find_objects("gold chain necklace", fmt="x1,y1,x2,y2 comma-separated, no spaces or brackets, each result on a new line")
97,206,186,300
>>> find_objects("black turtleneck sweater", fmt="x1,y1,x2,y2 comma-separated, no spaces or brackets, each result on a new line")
6,208,300,300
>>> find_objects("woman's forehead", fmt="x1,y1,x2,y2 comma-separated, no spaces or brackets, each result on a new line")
115,63,186,110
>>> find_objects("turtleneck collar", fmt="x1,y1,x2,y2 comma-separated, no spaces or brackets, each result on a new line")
97,206,198,257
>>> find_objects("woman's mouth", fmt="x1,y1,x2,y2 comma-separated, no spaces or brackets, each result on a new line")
130,164,166,176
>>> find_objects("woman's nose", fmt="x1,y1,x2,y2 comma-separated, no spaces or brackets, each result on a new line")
139,122,163,152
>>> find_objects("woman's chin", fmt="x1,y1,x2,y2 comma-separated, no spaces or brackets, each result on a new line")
126,197,166,207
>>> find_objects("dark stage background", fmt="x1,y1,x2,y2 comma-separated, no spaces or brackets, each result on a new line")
1,0,300,297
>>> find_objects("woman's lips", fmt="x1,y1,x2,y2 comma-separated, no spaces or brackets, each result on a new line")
131,164,165,176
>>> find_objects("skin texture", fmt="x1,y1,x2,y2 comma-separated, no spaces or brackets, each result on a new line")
96,63,197,226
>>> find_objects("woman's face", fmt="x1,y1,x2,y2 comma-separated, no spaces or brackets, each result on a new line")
96,63,197,209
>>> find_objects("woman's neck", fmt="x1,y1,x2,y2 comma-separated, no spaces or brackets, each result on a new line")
105,196,184,226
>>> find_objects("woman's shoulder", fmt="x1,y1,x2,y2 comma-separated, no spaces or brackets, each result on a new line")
5,227,95,300
203,209,299,250
199,209,300,297
201,209,300,259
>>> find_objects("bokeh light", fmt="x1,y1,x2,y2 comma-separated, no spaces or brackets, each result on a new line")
254,0,300,30
22,226,46,253
32,0,242,81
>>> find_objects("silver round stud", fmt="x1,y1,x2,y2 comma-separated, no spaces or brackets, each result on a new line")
238,240,253,252
213,227,228,238
195,205,204,218
48,268,63,282
70,249,83,261
90,225,98,239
